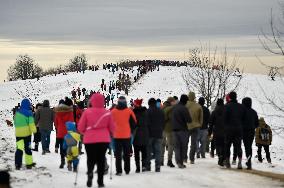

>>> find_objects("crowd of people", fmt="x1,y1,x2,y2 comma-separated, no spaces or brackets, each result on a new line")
10,89,273,187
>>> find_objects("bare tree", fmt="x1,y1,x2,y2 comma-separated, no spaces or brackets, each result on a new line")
182,45,243,107
258,8,284,116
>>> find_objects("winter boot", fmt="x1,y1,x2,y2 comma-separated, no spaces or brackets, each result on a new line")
237,160,242,170
167,160,175,168
232,159,237,165
225,159,231,169
218,157,224,167
26,163,36,169
55,147,59,153
104,164,109,175
59,158,65,169
67,161,72,171
155,167,161,172
267,158,272,164
177,163,185,169
42,150,46,155
190,160,195,164
142,166,147,172
87,172,93,187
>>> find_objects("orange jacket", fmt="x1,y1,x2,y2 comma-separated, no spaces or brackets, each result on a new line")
111,108,137,139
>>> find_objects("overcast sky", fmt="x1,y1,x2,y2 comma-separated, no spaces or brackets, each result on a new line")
0,0,281,80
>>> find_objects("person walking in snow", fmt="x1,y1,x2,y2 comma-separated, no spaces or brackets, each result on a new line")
161,97,176,168
54,98,74,169
35,100,54,155
78,93,115,187
145,98,165,172
242,97,259,170
63,122,81,172
111,96,137,176
196,97,210,159
186,92,203,164
171,94,192,168
255,117,272,164
32,103,42,152
224,92,245,169
132,99,149,173
14,99,37,170
208,99,225,166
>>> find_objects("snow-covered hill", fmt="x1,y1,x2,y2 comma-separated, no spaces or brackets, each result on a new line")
0,66,284,187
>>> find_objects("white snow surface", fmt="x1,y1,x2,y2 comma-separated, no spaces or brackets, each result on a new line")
0,66,284,187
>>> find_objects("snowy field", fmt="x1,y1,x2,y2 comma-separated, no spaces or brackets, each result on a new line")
0,66,284,187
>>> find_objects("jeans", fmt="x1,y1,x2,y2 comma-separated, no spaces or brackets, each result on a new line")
40,129,51,151
187,128,199,162
196,129,208,157
146,138,162,170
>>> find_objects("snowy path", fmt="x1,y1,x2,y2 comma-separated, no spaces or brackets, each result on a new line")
9,132,284,188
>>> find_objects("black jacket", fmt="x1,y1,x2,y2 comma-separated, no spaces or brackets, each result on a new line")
209,105,225,137
171,103,192,131
201,106,210,130
224,100,245,133
133,107,149,146
146,106,165,138
243,107,259,132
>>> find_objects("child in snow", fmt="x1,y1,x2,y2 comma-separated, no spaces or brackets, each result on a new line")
255,117,272,163
63,122,81,172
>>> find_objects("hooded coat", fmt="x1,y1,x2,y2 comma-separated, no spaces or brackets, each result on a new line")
78,93,115,144
163,102,174,133
186,92,203,130
146,103,165,138
14,99,37,137
209,105,225,137
242,97,259,131
54,104,74,138
255,118,272,145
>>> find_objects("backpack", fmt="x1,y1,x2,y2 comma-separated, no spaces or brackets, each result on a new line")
259,127,270,142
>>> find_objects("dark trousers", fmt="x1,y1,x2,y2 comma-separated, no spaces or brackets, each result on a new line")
15,136,33,167
215,136,225,161
134,145,147,170
243,131,255,162
85,143,108,185
225,132,242,160
146,138,162,169
55,138,60,148
40,129,51,151
33,127,41,143
173,130,189,165
114,138,131,174
188,128,199,162
257,144,271,162
57,138,66,159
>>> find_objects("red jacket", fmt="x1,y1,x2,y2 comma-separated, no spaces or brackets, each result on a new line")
54,104,74,138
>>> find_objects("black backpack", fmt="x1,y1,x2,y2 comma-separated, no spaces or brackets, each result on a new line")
259,127,270,142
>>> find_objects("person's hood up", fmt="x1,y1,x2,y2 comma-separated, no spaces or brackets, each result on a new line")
18,98,33,117
90,93,105,108
188,92,196,102
259,117,266,128
66,121,77,132
242,97,252,108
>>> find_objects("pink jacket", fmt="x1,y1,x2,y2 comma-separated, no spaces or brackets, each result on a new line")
78,93,115,144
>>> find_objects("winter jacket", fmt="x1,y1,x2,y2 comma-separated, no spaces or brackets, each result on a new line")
242,98,259,132
209,105,225,138
54,104,74,138
14,99,37,137
75,108,84,124
255,118,272,145
111,106,137,139
146,105,165,138
224,100,245,134
200,105,210,130
133,106,149,146
186,92,203,130
78,93,115,144
64,122,81,159
172,103,192,131
35,107,54,131
163,104,174,133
